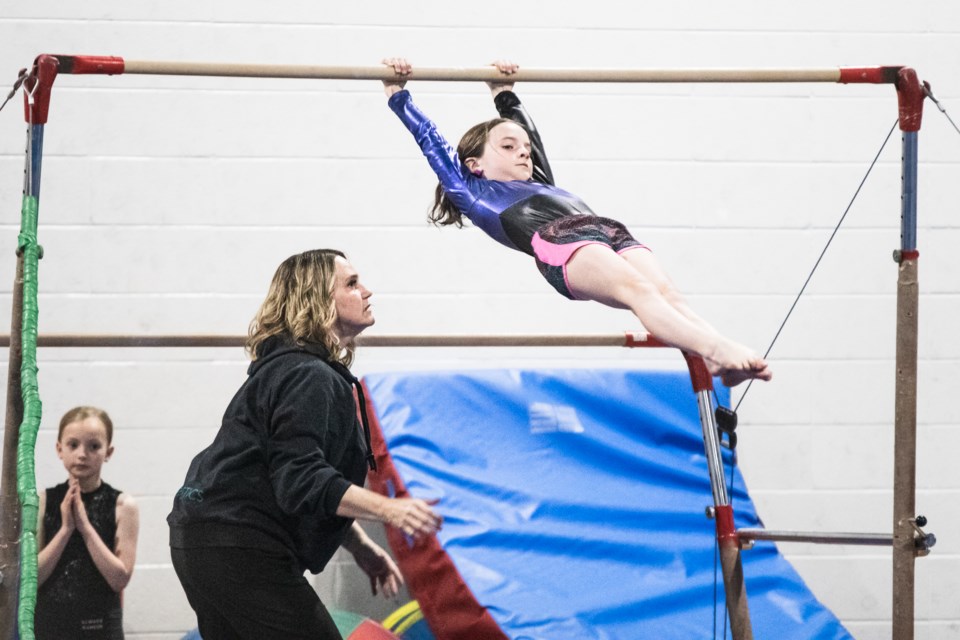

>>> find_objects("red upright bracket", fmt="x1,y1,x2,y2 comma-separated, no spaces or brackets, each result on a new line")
681,352,714,394
22,53,128,125
895,67,924,132
22,55,59,125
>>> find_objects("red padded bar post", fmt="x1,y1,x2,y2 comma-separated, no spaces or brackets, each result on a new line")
839,66,903,84
896,67,925,132
681,353,714,393
22,55,59,125
54,54,126,75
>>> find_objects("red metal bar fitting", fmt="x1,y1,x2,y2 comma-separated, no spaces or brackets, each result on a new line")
838,66,903,85
22,55,59,125
50,54,125,76
895,68,924,132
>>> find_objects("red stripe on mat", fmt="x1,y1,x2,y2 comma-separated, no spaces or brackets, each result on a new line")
362,380,507,640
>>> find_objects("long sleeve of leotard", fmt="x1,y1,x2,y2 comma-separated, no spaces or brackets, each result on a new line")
388,89,524,248
493,90,555,186
387,90,478,219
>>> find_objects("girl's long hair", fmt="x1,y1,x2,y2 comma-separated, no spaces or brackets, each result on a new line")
246,249,355,367
430,117,512,226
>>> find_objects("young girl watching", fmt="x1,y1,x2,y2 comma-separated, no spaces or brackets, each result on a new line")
381,58,772,387
36,406,140,640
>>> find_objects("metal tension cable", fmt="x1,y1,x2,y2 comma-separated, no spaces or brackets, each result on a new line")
706,118,901,639
730,80,960,424
0,68,28,113
722,117,900,424
923,81,960,137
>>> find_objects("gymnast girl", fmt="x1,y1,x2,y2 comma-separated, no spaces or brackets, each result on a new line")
380,58,771,387
36,406,140,639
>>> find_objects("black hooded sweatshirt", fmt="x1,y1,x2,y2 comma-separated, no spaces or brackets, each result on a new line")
167,334,372,573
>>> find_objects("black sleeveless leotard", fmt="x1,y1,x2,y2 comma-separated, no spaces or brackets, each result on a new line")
36,481,124,639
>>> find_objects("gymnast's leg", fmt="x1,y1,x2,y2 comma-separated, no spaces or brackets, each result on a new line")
619,247,724,340
564,244,771,386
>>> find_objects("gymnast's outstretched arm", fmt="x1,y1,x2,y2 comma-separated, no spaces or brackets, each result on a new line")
487,60,555,186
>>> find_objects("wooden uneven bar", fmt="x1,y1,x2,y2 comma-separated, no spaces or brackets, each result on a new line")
121,61,844,83
0,333,662,349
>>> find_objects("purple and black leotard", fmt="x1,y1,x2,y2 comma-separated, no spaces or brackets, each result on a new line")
389,89,647,298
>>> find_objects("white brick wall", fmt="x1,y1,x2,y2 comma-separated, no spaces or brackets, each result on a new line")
1,2,958,637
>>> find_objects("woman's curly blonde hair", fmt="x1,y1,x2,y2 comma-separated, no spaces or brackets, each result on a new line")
246,249,355,367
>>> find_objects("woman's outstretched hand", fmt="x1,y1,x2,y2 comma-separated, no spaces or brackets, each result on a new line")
487,59,518,96
384,497,443,542
382,57,411,97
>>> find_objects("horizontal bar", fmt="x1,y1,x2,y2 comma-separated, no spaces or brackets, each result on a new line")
122,61,852,83
48,56,903,84
0,333,669,349
738,528,893,546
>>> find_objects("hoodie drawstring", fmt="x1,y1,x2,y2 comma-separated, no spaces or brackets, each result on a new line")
328,360,377,472
352,379,377,472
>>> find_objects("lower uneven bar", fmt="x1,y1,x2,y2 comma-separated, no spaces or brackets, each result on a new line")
0,333,664,349
738,528,893,546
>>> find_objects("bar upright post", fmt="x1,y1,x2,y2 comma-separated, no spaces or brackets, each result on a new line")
682,353,752,640
891,67,924,640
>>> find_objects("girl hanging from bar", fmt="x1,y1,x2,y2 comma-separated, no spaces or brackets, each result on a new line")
381,58,771,387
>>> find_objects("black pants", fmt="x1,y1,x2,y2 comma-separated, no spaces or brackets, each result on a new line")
171,546,343,640
34,606,124,640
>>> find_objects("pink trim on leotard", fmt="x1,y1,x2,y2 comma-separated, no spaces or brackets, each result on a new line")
531,233,599,267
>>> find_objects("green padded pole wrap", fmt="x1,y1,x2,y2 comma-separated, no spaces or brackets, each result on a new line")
16,194,42,640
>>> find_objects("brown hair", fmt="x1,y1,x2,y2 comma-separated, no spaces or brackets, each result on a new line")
430,117,513,227
245,249,355,367
59,406,114,444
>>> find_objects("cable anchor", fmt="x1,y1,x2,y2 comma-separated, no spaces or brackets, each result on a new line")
715,406,738,449
907,515,936,556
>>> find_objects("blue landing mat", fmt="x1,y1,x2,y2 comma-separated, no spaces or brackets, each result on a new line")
365,369,852,640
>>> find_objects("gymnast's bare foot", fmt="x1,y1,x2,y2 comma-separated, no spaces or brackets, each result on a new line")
706,341,773,387
719,364,772,388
